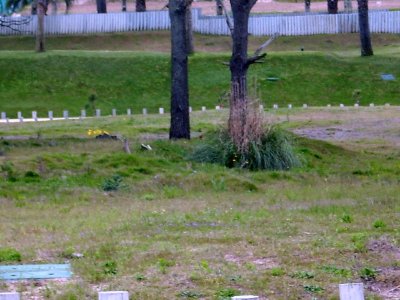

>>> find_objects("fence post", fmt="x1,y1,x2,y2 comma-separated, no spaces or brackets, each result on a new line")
127,108,131,116
96,109,101,117
1,112,6,120
63,110,69,119
48,111,53,120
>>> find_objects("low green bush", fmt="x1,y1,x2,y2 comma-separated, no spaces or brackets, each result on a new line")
190,127,300,171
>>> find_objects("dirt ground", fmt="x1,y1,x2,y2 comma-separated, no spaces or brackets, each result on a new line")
21,0,400,15
279,107,400,151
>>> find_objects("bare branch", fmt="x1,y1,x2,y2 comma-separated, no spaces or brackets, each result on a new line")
246,32,279,66
221,1,233,36
0,16,32,33
253,32,279,57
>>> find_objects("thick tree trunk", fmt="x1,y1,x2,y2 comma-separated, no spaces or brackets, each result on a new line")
96,0,107,13
65,0,72,14
228,0,255,139
169,0,190,140
185,1,194,55
344,0,352,12
122,0,127,11
327,0,338,14
357,0,373,56
216,0,223,15
305,0,311,12
136,0,146,12
35,0,46,52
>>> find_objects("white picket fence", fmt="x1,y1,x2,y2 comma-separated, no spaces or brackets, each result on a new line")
0,9,399,36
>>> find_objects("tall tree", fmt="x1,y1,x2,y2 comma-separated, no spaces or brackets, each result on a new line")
327,0,338,14
35,0,46,52
223,0,276,141
96,0,106,13
169,0,190,139
136,0,145,12
216,0,223,15
304,0,310,13
185,0,194,54
357,0,373,56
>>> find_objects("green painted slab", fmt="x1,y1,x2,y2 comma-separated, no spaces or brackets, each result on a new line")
0,264,72,280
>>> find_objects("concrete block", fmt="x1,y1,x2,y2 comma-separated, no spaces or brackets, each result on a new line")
142,108,147,115
288,104,292,109
96,109,101,117
48,111,53,120
159,108,164,114
0,292,20,300
339,283,364,300
303,104,308,108
201,106,206,112
1,112,6,120
17,112,22,119
63,110,69,119
127,108,131,116
81,110,86,118
112,109,117,116
98,291,129,300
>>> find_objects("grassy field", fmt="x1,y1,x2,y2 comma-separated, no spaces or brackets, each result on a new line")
0,32,399,299
0,108,399,299
0,33,399,117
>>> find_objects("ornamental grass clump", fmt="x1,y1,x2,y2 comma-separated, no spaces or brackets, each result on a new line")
191,101,300,171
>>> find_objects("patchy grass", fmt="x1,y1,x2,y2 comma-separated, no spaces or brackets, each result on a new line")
0,109,399,299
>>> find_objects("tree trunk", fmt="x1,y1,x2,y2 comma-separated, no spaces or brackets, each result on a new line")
216,0,223,15
305,0,311,12
122,0,127,11
228,0,255,139
327,0,338,14
185,0,194,55
31,0,37,15
50,0,57,15
169,0,190,140
65,0,72,14
96,0,107,13
357,0,373,56
35,0,46,52
136,0,146,12
344,0,352,12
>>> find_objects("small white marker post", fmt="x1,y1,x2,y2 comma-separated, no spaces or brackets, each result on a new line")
159,108,164,114
385,103,390,107
189,106,192,113
273,104,278,109
32,111,38,121
201,106,206,112
63,110,69,120
232,296,259,300
327,104,331,108
1,112,6,120
17,111,22,119
142,108,147,115
127,108,131,116
81,110,86,118
288,104,292,109
354,103,359,108
216,105,221,110
98,291,129,300
0,292,21,300
339,283,364,300
340,104,344,108
96,109,101,117
303,104,308,108
48,111,53,121
369,103,374,107
112,109,117,117
259,104,264,111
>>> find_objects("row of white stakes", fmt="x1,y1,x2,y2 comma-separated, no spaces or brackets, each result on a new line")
0,103,393,123
0,283,366,299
